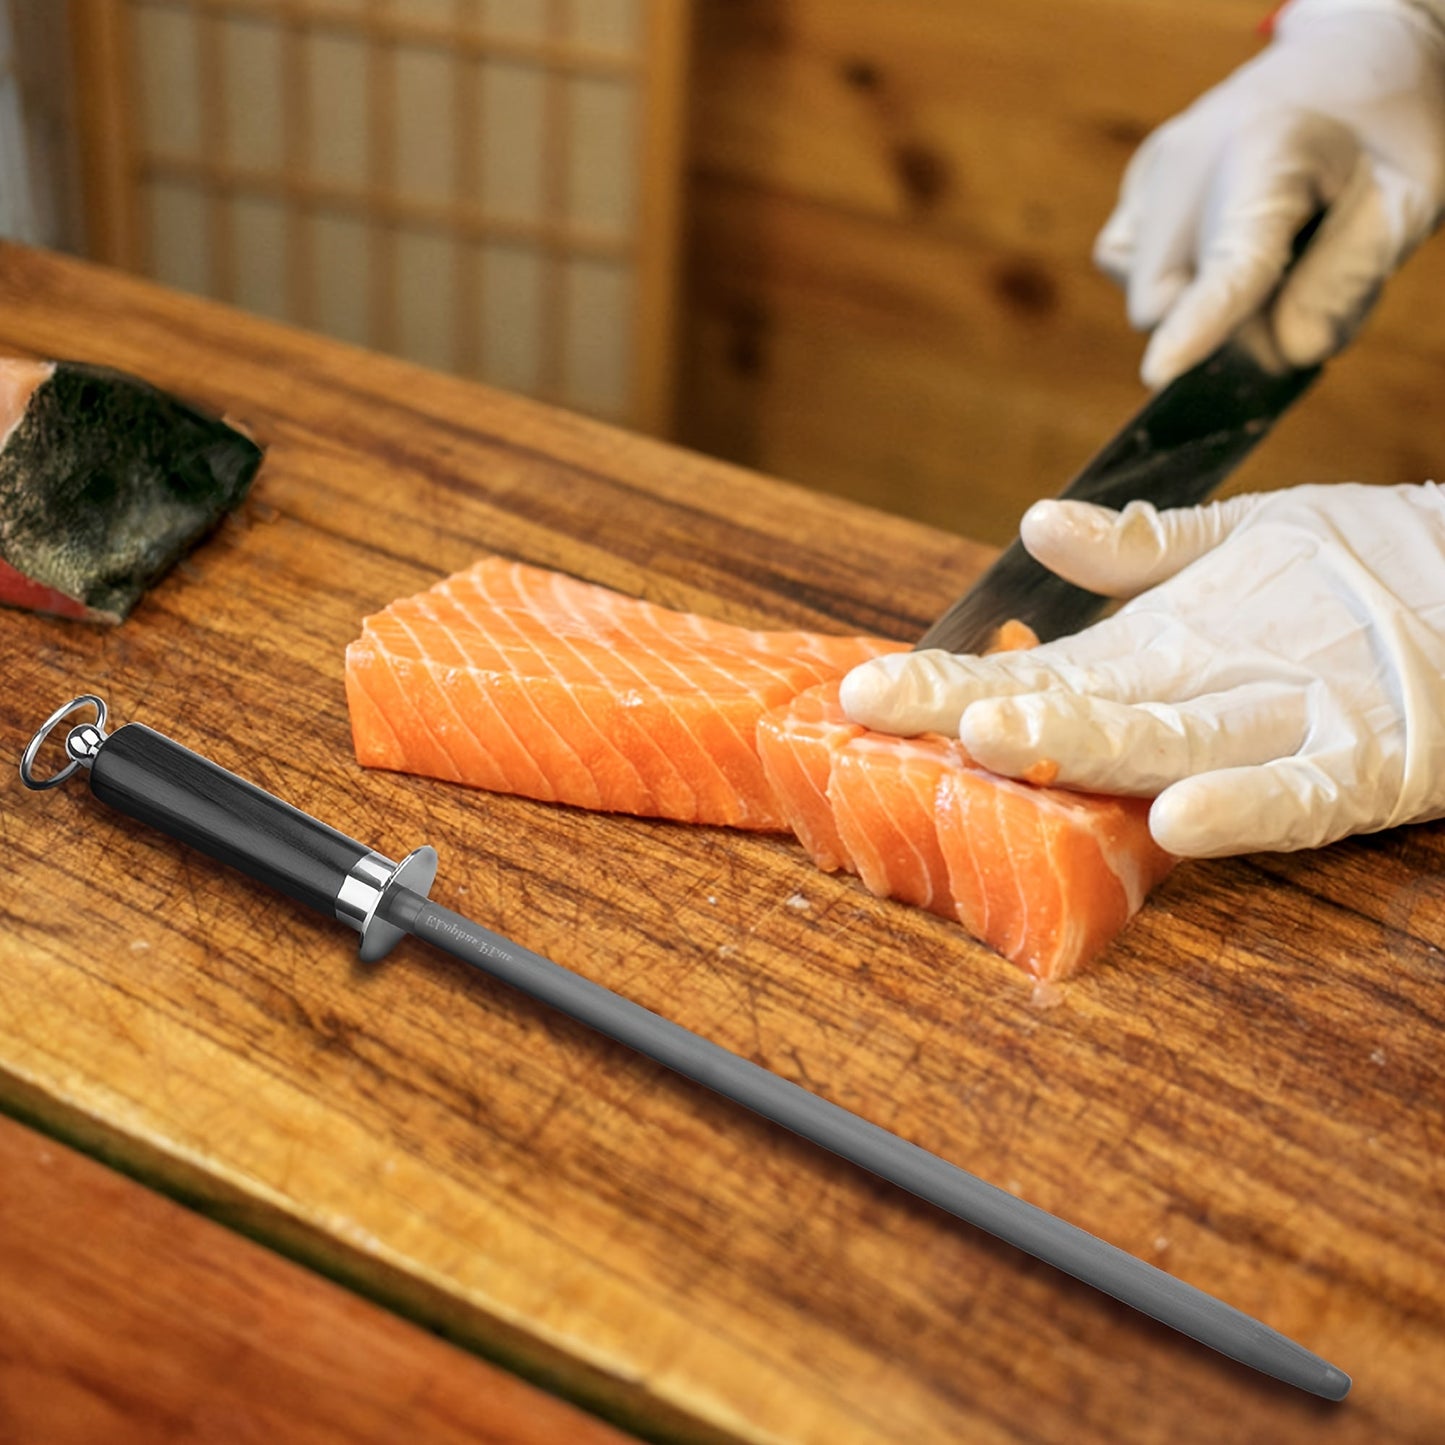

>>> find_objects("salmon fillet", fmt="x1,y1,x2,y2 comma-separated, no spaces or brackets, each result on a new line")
347,557,1175,978
346,557,905,830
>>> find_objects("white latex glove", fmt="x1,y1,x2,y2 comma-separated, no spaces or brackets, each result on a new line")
1096,0,1445,388
840,483,1445,858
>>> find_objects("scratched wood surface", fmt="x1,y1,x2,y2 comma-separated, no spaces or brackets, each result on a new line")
0,244,1441,1444
0,1111,635,1444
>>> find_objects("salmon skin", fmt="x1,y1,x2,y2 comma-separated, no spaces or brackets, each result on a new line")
0,358,264,622
346,557,1174,978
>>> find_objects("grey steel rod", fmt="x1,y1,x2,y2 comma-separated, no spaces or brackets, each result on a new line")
388,888,1351,1401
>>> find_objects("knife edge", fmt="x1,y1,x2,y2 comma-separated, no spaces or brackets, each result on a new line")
916,340,1322,655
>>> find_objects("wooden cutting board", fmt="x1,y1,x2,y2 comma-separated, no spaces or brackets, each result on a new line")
0,243,1440,1444
0,1110,635,1444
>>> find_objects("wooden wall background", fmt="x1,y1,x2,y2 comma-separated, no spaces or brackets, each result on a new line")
675,0,1445,546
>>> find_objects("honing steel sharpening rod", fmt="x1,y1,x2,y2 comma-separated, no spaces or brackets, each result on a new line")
22,694,1351,1401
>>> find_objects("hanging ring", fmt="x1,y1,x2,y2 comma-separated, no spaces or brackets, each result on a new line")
20,695,109,791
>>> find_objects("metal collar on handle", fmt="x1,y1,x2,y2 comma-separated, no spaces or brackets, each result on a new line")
337,845,440,962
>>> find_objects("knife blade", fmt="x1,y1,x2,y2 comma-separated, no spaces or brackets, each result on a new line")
916,336,1322,655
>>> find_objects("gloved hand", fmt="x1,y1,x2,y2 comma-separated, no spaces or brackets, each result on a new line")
839,483,1445,858
1096,0,1445,388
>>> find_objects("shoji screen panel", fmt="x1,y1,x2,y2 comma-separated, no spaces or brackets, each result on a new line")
5,0,85,248
70,0,690,433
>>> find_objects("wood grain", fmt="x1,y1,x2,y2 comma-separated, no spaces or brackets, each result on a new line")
68,0,141,268
678,0,1445,544
634,0,693,436
0,1111,635,1444
0,243,1442,1444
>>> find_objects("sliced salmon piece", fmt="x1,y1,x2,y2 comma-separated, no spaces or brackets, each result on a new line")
755,683,863,871
937,772,1173,979
760,683,966,918
346,557,906,830
831,729,967,923
760,682,1173,978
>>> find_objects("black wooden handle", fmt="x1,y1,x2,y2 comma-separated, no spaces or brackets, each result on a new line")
88,723,371,916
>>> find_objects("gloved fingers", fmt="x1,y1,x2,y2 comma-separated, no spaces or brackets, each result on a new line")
839,648,1072,737
1149,755,1347,858
957,682,1309,796
1269,160,1414,367
1093,127,1163,285
1093,199,1137,287
1013,606,1318,708
1103,118,1216,333
1139,113,1363,389
840,607,1257,738
1020,494,1264,599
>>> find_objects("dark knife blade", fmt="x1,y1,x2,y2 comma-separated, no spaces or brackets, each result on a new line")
915,340,1322,654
